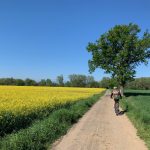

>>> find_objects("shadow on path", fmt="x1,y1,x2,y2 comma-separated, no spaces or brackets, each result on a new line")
124,92,150,97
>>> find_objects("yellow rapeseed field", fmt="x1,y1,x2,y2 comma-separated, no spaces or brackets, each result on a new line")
0,86,105,115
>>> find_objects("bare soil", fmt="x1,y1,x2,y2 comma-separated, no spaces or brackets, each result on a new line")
51,91,148,150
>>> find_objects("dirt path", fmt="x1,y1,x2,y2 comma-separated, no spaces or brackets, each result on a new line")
51,91,148,150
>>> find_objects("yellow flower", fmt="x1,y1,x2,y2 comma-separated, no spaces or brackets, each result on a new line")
0,86,105,116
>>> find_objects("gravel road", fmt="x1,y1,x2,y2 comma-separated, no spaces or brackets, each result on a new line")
51,91,147,150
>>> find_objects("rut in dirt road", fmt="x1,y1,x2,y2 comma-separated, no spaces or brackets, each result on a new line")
51,91,148,150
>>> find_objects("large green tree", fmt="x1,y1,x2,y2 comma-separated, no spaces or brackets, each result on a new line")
87,23,150,94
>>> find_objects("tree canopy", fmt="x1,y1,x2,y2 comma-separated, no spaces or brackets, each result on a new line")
87,23,150,90
69,74,87,87
57,75,64,86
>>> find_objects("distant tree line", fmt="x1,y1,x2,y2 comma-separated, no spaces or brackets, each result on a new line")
99,77,150,90
0,76,149,89
125,77,150,90
0,74,100,88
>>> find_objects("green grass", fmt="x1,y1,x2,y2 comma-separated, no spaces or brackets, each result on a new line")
0,93,103,137
0,92,104,150
0,102,74,137
121,89,150,149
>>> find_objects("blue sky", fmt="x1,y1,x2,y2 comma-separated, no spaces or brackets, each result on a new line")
0,0,150,81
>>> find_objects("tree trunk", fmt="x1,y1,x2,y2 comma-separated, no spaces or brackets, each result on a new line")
120,85,124,96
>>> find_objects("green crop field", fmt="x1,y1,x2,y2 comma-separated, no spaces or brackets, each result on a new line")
121,90,150,149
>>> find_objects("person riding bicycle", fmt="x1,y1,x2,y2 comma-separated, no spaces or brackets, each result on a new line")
110,87,122,115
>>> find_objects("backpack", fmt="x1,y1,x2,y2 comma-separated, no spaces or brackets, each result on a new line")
113,90,120,100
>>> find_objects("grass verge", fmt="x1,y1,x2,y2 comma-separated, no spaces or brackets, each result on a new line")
121,90,150,149
0,92,104,150
0,102,74,137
